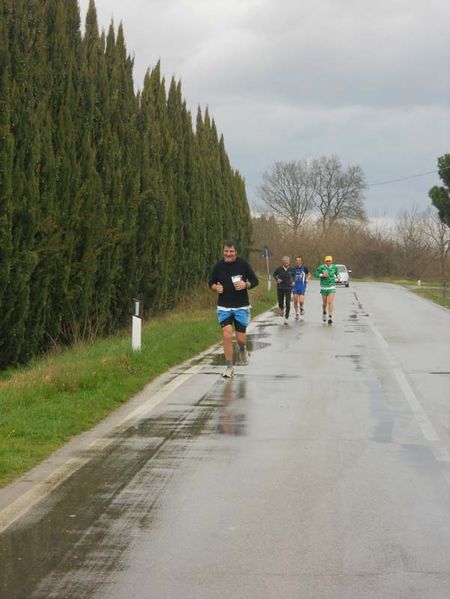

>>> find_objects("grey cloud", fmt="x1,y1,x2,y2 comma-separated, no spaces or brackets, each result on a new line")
79,0,450,216
183,1,449,108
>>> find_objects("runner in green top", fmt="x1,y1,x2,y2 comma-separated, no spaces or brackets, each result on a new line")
313,255,339,324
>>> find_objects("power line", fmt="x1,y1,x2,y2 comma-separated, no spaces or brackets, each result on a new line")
368,165,450,187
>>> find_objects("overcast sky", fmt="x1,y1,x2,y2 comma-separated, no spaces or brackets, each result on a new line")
78,0,450,218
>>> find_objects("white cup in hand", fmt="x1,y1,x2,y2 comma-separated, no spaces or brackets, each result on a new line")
231,275,243,290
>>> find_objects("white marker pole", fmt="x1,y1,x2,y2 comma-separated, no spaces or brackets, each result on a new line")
266,250,271,291
132,299,142,351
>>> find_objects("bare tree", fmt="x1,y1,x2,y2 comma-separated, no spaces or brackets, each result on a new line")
311,155,367,230
420,208,450,297
257,161,315,234
395,206,431,279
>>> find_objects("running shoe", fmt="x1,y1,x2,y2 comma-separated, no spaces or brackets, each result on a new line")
300,307,304,315
239,347,249,364
295,313,299,321
328,317,333,325
222,366,234,378
284,318,288,325
322,313,327,322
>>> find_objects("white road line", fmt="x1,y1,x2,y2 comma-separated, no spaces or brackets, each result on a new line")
367,316,449,463
0,363,203,534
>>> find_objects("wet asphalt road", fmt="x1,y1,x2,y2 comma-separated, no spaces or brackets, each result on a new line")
1,282,450,599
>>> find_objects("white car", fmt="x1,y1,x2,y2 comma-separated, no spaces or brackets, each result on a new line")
335,264,351,287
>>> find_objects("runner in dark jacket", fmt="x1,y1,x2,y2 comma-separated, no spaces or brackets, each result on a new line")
209,241,259,378
273,256,294,325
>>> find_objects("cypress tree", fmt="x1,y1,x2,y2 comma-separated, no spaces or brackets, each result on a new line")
2,0,20,354
180,101,204,283
167,78,190,299
81,11,112,336
218,133,234,242
111,23,140,325
24,5,58,358
66,0,105,339
0,0,14,308
0,0,253,367
93,21,123,334
145,63,176,310
199,109,223,265
194,107,212,273
136,70,164,312
0,0,43,365
41,0,83,345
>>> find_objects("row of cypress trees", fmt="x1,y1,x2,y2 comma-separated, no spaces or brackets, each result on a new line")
0,0,251,368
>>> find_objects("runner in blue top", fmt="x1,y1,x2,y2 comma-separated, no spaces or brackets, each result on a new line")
292,256,311,320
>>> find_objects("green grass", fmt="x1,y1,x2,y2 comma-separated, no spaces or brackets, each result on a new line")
384,278,449,309
411,287,450,309
0,286,276,488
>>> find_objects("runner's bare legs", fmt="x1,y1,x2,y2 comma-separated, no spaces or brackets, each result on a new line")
327,294,335,319
293,293,299,316
322,294,328,319
222,324,234,362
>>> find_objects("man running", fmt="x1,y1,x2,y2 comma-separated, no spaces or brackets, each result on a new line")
209,241,259,378
273,256,294,325
313,255,339,324
292,256,311,320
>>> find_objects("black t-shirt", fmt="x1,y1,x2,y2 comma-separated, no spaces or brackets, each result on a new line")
208,257,259,308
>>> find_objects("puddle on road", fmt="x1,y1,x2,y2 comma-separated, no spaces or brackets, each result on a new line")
367,379,395,444
0,415,212,596
0,374,253,599
334,354,363,371
371,418,395,443
0,297,386,597
214,380,247,436
344,325,367,333
352,291,364,311
209,337,271,366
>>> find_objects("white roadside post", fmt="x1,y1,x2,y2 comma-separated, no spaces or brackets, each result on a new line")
267,251,272,291
262,245,272,291
132,298,142,351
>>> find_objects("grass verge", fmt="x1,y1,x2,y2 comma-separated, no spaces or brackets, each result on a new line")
0,285,276,488
411,287,450,310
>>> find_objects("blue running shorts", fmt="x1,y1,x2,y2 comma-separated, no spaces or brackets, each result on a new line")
217,307,250,332
293,284,307,295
